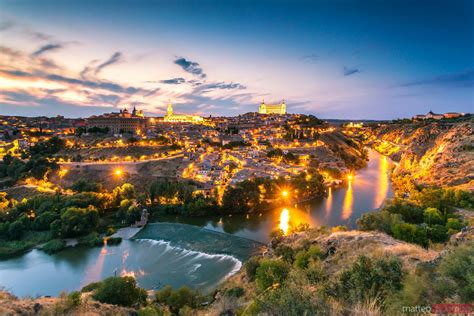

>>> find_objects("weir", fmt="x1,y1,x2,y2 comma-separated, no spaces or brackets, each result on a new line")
132,222,265,261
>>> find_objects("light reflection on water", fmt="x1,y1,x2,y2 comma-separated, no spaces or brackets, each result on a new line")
168,150,394,243
279,208,290,235
341,179,353,220
374,155,389,208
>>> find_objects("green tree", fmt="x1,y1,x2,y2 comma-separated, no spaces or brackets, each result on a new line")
423,207,444,225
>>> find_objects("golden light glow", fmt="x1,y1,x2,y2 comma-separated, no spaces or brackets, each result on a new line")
279,208,290,235
282,190,289,198
58,169,68,178
341,179,353,220
374,154,389,208
325,187,333,217
347,174,353,181
114,168,123,176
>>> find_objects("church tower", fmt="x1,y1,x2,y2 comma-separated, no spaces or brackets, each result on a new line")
259,100,267,114
167,101,173,117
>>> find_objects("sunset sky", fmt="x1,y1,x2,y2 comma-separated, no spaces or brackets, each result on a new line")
0,0,473,119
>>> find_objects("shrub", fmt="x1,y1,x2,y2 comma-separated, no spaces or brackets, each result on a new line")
81,281,101,293
294,245,323,270
333,255,404,307
155,285,203,313
446,218,465,232
0,240,34,259
92,276,147,307
423,208,444,225
306,260,326,284
224,286,244,298
42,239,67,254
331,225,348,233
391,223,428,247
106,236,122,245
244,257,261,281
435,241,474,302
255,259,290,292
78,233,104,247
274,244,295,263
66,291,82,308
253,282,329,315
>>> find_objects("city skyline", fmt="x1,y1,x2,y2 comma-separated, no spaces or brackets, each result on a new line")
0,0,473,119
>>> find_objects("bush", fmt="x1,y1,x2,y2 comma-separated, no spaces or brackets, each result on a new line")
67,291,82,308
274,244,295,263
294,245,323,270
81,281,102,293
42,239,67,254
224,286,244,298
435,241,474,302
423,208,444,225
155,285,203,313
244,257,261,281
78,233,104,247
106,236,122,245
0,240,34,259
255,259,290,292
253,282,329,315
92,276,147,307
332,255,404,307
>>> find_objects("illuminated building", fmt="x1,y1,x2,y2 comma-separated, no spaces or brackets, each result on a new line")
86,106,146,134
164,102,204,123
259,100,286,115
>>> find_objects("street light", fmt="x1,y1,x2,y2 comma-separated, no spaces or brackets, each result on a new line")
114,168,123,177
282,190,289,198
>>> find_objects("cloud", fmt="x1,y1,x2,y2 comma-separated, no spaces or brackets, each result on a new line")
395,69,474,88
31,43,63,57
0,69,147,95
174,57,206,78
300,54,319,62
95,52,123,75
160,77,186,84
343,67,360,76
0,20,14,31
196,82,246,92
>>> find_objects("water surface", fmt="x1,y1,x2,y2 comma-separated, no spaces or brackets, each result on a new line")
160,150,393,242
0,150,392,296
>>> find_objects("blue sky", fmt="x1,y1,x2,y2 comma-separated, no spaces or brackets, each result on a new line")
0,0,472,119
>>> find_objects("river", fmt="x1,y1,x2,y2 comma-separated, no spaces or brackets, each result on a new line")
0,150,392,297
161,149,393,242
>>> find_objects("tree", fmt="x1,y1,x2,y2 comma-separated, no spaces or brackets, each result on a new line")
423,207,444,225
59,206,99,237
92,276,147,307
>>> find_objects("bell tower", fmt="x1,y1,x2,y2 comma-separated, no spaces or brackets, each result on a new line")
167,101,173,116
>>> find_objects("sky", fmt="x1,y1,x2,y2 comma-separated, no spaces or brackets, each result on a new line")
0,0,473,119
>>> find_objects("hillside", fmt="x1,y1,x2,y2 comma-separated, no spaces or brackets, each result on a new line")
370,119,473,191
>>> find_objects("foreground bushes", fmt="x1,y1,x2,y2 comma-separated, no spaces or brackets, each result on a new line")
92,276,147,307
357,197,467,247
155,285,205,313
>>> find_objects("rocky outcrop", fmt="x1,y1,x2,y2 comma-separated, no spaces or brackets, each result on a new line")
372,120,473,191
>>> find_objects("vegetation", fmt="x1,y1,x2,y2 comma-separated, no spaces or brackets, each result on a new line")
154,285,206,314
357,186,471,247
42,238,67,254
91,276,147,307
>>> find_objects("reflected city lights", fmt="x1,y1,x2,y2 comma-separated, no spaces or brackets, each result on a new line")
279,208,290,235
374,155,389,208
325,187,333,217
341,178,353,220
